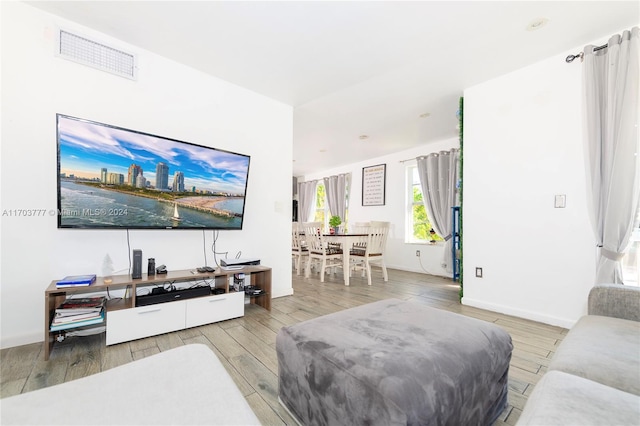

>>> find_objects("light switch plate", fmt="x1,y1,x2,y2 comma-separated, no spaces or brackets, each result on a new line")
554,195,566,208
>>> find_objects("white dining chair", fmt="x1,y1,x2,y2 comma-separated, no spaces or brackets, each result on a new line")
291,222,309,275
303,222,343,282
350,221,389,285
350,222,370,254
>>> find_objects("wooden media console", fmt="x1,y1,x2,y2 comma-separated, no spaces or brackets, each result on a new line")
43,265,272,360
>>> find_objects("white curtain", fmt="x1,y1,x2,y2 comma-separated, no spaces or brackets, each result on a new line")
324,173,350,222
583,27,640,284
416,149,460,273
297,180,318,222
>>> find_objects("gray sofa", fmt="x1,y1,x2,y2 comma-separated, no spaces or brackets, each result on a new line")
1,344,260,425
517,284,640,425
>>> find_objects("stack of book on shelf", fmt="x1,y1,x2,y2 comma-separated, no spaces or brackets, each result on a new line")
55,274,97,288
50,296,106,332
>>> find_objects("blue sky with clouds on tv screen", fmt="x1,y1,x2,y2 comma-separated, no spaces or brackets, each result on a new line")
57,115,250,195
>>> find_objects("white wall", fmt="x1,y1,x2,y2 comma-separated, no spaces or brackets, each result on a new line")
461,36,618,328
301,137,459,277
0,2,293,348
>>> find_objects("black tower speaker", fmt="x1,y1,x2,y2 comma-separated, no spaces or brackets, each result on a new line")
132,249,142,279
292,200,298,222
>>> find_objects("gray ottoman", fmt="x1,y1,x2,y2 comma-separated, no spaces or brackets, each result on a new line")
276,299,512,426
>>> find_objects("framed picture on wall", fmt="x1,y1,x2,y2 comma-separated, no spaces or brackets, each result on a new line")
362,164,386,206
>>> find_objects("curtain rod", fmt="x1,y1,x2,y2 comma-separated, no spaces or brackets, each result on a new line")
565,43,607,63
400,157,429,163
399,148,460,163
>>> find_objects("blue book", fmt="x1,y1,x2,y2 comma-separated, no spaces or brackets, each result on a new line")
56,274,97,287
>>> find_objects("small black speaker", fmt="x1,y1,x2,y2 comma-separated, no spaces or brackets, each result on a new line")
132,249,142,279
147,258,155,276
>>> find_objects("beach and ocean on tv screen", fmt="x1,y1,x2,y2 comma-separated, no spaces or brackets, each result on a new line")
56,115,250,230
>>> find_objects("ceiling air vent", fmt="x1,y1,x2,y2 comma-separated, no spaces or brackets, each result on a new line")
57,29,137,80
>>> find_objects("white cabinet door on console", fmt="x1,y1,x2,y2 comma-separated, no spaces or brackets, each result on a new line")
106,301,185,345
185,292,244,328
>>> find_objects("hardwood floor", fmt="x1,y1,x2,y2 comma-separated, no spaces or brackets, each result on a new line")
1,268,567,425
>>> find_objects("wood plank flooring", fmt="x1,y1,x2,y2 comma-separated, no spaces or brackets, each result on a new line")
0,267,567,425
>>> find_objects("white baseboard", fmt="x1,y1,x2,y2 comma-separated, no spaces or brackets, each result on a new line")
1,331,43,350
385,264,449,278
272,288,294,298
462,297,577,329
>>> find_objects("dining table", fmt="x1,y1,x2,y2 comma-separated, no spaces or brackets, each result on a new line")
322,233,368,286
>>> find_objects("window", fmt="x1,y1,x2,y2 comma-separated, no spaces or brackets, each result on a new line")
313,181,349,230
314,182,326,225
622,206,639,286
406,165,442,244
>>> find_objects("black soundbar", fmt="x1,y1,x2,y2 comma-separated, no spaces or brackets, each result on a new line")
135,286,212,307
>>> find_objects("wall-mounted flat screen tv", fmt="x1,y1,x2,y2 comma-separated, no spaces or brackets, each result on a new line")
57,114,250,230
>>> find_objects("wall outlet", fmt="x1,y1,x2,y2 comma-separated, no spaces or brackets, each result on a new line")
416,250,420,257
475,267,483,278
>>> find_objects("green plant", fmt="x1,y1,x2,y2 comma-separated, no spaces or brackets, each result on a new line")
329,215,342,228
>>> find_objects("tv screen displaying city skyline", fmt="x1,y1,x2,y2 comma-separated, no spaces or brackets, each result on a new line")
56,114,251,229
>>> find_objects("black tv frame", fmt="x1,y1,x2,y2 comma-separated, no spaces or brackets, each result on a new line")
56,114,251,230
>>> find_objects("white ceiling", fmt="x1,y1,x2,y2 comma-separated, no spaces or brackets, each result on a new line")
26,1,639,176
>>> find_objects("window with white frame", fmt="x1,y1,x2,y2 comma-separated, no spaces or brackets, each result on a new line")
406,165,442,244
314,182,326,226
313,181,350,230
622,206,639,286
